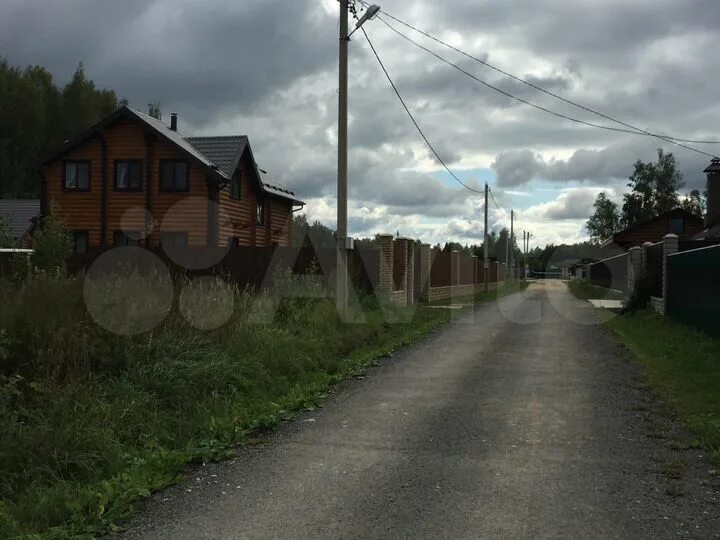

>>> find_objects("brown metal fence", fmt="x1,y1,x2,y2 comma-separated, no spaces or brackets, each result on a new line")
590,252,628,293
459,256,474,285
431,251,451,287
62,245,379,293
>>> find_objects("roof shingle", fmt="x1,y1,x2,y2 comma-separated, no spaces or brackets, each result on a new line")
185,136,248,177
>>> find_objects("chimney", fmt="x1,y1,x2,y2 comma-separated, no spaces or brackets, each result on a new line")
703,157,720,227
170,113,178,131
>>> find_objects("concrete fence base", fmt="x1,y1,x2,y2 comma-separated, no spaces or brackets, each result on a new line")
389,290,407,306
650,296,664,315
427,281,506,302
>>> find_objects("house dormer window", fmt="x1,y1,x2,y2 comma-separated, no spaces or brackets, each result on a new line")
230,171,241,200
256,200,265,226
115,160,142,191
160,160,189,192
64,161,90,190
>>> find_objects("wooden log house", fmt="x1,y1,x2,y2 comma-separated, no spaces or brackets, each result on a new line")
42,106,304,252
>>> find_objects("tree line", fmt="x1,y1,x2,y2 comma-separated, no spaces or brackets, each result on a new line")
0,58,126,198
291,214,520,263
586,149,706,243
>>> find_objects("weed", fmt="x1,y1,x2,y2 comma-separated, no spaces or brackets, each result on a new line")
0,273,527,537
605,310,720,463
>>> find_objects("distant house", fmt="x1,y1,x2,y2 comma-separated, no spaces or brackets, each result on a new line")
42,106,304,253
601,208,704,249
0,199,39,248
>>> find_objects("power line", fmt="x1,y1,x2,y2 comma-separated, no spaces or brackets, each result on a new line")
373,15,718,160
357,0,720,147
360,26,485,195
488,186,510,219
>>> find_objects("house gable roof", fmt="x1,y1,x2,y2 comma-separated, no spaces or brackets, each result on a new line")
44,106,227,181
0,199,40,241
185,136,248,178
44,106,304,205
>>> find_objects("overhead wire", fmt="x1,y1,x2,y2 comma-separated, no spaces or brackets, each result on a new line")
360,26,485,195
371,15,718,160
356,0,720,148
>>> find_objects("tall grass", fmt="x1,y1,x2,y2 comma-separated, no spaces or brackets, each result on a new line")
604,310,720,459
1,270,521,538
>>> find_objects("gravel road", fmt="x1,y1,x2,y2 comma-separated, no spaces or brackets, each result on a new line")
119,281,720,539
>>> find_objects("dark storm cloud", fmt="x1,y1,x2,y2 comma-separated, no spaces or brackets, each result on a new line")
2,0,718,243
0,0,336,125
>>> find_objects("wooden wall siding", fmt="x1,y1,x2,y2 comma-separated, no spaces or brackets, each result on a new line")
218,159,255,246
44,137,103,241
105,120,147,239
45,121,209,247
269,199,291,246
150,136,208,247
45,118,296,248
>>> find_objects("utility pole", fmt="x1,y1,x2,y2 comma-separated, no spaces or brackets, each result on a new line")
504,212,510,280
483,183,489,293
336,0,349,316
522,231,527,280
335,2,380,316
527,232,532,279
509,210,514,280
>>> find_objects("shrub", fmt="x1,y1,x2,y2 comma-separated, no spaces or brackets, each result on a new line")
29,212,72,274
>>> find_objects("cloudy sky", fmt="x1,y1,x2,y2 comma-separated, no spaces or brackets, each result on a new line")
3,0,719,247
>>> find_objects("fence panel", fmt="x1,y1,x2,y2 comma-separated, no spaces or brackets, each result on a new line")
431,251,451,287
65,245,382,293
666,244,720,338
679,240,720,252
590,253,627,292
459,255,474,285
645,243,663,298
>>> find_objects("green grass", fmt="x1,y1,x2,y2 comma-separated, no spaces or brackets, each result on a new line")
604,309,720,462
567,278,625,301
0,272,526,539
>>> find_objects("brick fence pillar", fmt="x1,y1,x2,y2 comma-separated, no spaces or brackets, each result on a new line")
378,234,394,294
495,261,501,284
395,237,410,294
661,233,679,315
406,240,416,305
450,250,460,286
419,243,431,302
471,255,478,284
627,246,642,300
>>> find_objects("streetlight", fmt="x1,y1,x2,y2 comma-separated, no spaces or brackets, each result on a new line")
336,2,380,317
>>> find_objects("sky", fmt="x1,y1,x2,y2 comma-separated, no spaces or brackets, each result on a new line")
2,0,719,249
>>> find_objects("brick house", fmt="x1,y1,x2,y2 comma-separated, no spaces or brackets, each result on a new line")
601,208,704,249
42,106,303,253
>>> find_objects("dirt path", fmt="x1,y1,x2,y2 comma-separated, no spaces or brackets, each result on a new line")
119,281,720,539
